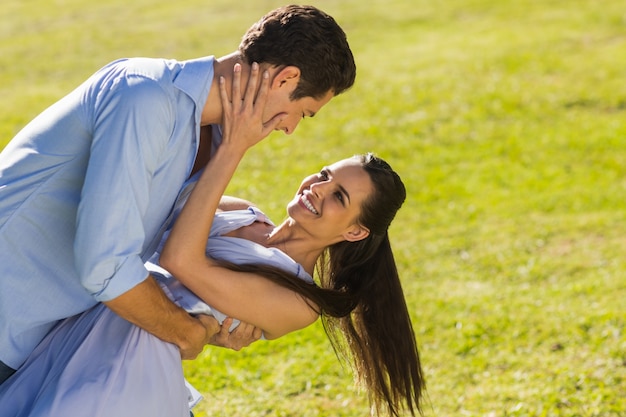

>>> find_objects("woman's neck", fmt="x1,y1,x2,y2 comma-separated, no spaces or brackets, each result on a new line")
266,220,326,275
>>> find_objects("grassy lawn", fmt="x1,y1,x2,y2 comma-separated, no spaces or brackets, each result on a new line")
1,0,624,415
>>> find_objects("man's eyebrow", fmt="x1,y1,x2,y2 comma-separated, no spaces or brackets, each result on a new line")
326,167,350,204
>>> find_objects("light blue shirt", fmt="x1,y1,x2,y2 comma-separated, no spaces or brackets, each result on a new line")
0,55,216,369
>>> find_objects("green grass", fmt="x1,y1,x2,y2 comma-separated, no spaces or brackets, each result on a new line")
2,0,625,415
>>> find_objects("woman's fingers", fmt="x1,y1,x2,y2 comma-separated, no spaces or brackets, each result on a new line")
218,63,244,118
243,62,260,108
218,75,231,120
219,62,285,151
232,63,243,103
223,319,262,351
254,70,284,135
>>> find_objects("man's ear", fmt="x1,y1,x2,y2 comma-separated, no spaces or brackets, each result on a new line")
271,66,301,89
342,224,370,242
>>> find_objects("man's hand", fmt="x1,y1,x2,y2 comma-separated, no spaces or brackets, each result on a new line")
178,314,221,360
180,316,261,358
209,317,263,351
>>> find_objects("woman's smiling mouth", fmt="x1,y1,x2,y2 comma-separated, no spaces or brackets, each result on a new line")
299,194,319,215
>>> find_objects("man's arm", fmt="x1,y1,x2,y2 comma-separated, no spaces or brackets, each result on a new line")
103,275,216,359
103,276,262,357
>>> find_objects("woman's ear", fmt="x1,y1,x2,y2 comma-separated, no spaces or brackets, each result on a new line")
271,66,301,89
342,224,370,242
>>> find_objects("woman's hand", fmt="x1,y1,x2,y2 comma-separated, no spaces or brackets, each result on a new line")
218,62,286,153
209,317,263,351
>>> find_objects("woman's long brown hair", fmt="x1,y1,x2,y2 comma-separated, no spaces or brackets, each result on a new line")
216,154,424,415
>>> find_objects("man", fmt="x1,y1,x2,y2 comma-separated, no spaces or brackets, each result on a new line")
0,4,356,383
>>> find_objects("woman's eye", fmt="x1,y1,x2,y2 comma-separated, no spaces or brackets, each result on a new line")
335,191,344,204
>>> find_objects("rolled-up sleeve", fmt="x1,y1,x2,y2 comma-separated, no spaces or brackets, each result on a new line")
75,70,175,301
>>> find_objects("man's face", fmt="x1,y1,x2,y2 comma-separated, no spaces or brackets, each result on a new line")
264,84,334,135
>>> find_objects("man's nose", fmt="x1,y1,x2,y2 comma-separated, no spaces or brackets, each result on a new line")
283,119,300,135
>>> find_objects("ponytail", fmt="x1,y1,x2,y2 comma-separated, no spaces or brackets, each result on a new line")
319,233,424,416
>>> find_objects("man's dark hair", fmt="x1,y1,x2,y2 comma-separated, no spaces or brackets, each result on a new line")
239,5,356,100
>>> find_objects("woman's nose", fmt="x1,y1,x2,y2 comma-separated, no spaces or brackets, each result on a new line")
309,180,328,197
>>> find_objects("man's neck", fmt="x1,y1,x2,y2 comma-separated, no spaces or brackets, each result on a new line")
189,125,213,178
200,53,248,126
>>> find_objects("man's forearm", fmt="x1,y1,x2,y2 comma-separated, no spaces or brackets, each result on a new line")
103,275,217,359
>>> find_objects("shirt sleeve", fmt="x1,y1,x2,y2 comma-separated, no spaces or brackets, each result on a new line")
75,68,175,302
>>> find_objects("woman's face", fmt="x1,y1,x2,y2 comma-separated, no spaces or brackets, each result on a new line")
287,157,373,243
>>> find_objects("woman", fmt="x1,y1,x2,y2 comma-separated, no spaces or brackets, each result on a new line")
0,66,424,417
165,153,424,417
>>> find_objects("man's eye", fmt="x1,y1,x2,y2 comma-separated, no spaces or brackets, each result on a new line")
319,170,329,180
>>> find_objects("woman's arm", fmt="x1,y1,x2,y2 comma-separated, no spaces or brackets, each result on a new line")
173,261,319,339
161,64,316,339
162,65,268,270
217,195,255,212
